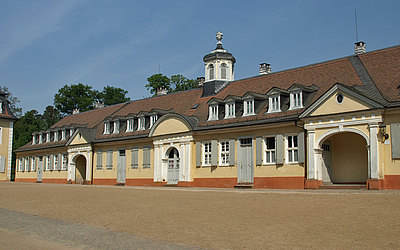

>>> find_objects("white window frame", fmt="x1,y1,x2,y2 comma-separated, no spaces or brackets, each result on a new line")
264,136,276,164
46,132,51,143
286,134,299,164
150,114,158,128
208,104,218,121
18,158,23,172
224,102,235,119
31,156,36,171
138,116,145,131
113,120,119,134
104,122,110,134
220,63,227,80
219,140,229,166
289,91,303,110
202,142,212,166
54,154,59,170
208,64,215,80
25,158,29,172
62,154,68,170
126,118,134,132
243,99,255,116
268,95,281,113
46,155,51,171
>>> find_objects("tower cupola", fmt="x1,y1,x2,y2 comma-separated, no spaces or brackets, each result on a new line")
203,32,236,82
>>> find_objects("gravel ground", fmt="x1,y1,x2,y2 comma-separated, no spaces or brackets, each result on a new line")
1,182,400,249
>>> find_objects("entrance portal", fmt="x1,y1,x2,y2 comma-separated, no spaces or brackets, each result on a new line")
75,155,86,184
321,132,368,184
238,138,253,184
167,148,180,184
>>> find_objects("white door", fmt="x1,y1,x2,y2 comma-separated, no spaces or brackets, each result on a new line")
117,150,126,184
238,138,253,183
321,141,333,183
167,148,180,184
37,156,43,182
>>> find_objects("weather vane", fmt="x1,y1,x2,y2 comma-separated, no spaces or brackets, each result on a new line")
216,31,223,44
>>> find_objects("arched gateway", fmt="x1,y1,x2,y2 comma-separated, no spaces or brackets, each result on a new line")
72,154,87,184
167,147,180,184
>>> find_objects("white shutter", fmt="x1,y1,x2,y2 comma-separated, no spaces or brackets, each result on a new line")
0,156,5,173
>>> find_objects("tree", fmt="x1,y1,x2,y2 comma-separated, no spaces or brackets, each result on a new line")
13,110,46,150
145,73,171,96
54,84,96,115
97,85,130,105
169,75,199,93
42,105,62,129
0,85,22,118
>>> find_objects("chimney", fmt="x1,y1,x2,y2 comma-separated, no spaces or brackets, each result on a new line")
197,77,205,87
72,108,80,114
259,63,271,75
156,87,167,96
354,41,366,55
95,101,105,109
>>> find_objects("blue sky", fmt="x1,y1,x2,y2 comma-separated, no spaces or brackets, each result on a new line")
1,0,399,114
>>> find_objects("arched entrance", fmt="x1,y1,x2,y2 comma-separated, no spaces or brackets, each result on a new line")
167,148,180,184
74,155,87,184
320,132,368,184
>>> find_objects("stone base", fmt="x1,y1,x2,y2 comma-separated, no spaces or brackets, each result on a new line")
367,179,384,190
305,180,322,189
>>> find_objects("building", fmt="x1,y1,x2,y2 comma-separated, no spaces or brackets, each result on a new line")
0,91,17,181
14,33,400,189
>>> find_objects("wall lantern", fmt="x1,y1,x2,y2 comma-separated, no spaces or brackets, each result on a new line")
379,124,390,140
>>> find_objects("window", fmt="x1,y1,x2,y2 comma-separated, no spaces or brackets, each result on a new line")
220,141,229,165
61,130,66,140
150,114,158,128
54,131,59,142
225,102,235,118
106,150,113,170
18,158,23,171
126,119,134,132
208,64,214,80
104,122,111,134
264,137,276,164
336,93,344,104
62,154,68,170
287,135,299,163
143,147,151,169
113,121,120,134
131,147,139,169
138,116,145,130
289,91,303,110
243,99,255,116
208,105,218,120
54,155,59,170
31,157,36,171
221,63,227,79
203,142,212,166
46,155,51,171
96,151,103,170
268,95,281,113
0,102,2,113
25,158,29,172
46,132,51,143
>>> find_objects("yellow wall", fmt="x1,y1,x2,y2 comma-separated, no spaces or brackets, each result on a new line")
152,117,190,137
69,133,88,145
382,112,400,175
310,92,370,116
0,120,12,181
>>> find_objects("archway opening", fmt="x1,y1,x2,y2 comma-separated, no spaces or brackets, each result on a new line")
167,147,180,184
75,155,86,184
320,132,368,184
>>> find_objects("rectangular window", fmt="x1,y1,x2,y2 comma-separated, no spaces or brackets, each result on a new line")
25,158,29,172
150,115,158,128
264,137,276,164
243,99,255,116
106,150,113,170
225,102,235,119
131,147,139,169
96,151,103,170
54,155,59,170
104,122,110,134
113,121,120,134
287,135,299,163
290,91,303,110
268,95,281,113
31,157,36,171
126,119,134,132
208,105,218,120
203,142,212,166
46,155,51,171
220,141,229,165
138,117,145,130
62,154,68,170
143,147,151,169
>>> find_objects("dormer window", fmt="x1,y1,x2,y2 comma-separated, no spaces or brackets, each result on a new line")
221,63,227,79
32,135,36,145
39,133,43,144
268,95,281,113
208,64,215,80
126,118,134,132
138,116,145,130
0,102,3,113
243,99,255,116
70,128,74,137
54,131,59,142
46,132,51,142
208,104,218,121
104,122,111,134
113,120,120,134
225,102,235,119
61,129,66,140
150,114,158,128
289,91,303,110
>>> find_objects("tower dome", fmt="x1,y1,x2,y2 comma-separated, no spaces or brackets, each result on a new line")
203,32,236,82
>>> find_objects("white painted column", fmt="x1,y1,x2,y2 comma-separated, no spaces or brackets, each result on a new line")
85,152,91,182
369,124,379,179
179,143,185,181
366,145,371,178
153,145,159,182
185,142,191,181
307,129,316,180
315,148,323,181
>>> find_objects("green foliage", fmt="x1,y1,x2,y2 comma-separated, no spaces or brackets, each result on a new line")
146,73,198,95
42,105,62,128
97,85,131,105
13,110,46,150
0,85,22,118
145,73,171,95
54,83,96,115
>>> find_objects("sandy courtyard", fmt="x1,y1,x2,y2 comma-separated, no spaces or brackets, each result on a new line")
1,182,400,249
